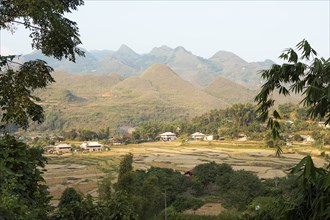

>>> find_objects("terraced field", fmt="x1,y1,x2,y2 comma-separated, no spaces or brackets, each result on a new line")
44,141,329,203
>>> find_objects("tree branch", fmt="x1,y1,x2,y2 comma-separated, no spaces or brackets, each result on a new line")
7,59,23,66
12,20,43,31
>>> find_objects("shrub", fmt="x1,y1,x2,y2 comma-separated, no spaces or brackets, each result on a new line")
172,197,204,212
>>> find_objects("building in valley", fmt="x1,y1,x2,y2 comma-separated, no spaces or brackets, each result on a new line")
80,142,102,152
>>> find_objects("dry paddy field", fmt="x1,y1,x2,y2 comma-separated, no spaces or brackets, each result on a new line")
44,141,329,203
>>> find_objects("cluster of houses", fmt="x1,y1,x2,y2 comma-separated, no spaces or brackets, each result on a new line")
159,132,214,142
46,141,105,154
47,131,214,154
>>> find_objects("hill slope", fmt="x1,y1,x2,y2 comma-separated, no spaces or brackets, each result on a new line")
204,76,256,104
33,65,232,131
140,64,229,110
140,47,221,87
31,62,299,132
209,51,267,88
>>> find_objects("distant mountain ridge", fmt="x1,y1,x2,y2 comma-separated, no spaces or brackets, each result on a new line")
30,62,300,132
23,45,274,88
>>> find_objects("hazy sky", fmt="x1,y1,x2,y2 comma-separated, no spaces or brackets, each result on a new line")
1,1,329,63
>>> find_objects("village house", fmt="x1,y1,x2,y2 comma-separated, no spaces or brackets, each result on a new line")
160,132,177,141
80,141,102,152
191,132,206,141
237,133,248,141
205,135,214,141
52,144,72,154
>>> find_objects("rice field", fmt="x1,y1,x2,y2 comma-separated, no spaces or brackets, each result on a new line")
43,140,329,203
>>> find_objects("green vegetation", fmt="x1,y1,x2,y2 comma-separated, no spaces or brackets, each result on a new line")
24,100,329,150
255,39,330,146
131,102,328,146
0,136,51,219
0,0,84,130
0,0,84,219
52,187,97,220
254,40,330,219
46,154,329,219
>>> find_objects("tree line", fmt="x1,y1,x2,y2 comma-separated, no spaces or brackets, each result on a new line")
132,102,330,146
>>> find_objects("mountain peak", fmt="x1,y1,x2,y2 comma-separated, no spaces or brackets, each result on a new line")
140,64,179,79
174,46,189,53
114,44,140,62
150,45,173,56
159,45,172,51
211,50,247,64
144,63,176,73
117,44,137,55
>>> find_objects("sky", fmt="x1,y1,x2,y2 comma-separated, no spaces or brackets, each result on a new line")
0,1,329,63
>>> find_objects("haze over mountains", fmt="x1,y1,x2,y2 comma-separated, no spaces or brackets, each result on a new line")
24,44,274,88
24,45,300,131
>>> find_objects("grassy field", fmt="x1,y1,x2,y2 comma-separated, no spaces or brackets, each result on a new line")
44,140,329,203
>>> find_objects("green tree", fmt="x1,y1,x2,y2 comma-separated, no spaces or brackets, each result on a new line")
217,170,265,210
229,103,256,129
116,153,134,193
278,103,297,119
295,106,309,120
98,191,138,220
0,0,84,218
98,174,114,201
255,39,330,146
97,127,110,140
145,167,190,203
0,135,51,219
78,129,98,141
255,40,330,219
0,0,84,61
53,188,97,220
117,153,133,181
0,0,84,130
193,162,233,188
286,156,330,220
137,175,163,218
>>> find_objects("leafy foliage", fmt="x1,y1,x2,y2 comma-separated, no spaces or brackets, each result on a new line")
55,158,329,220
253,39,330,219
0,0,84,131
117,153,133,184
0,0,84,61
193,162,233,187
286,156,330,219
0,135,51,219
98,191,138,220
132,103,260,142
278,102,297,119
0,0,84,218
0,60,54,129
255,39,330,144
99,154,192,219
52,188,97,220
217,170,265,210
171,197,204,212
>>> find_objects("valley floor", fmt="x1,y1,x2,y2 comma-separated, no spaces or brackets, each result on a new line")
44,140,329,204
